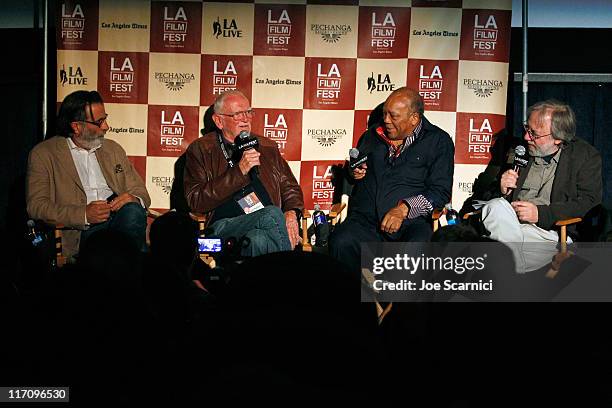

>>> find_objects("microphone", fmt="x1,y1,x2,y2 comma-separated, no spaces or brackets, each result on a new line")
505,145,528,198
235,130,259,176
348,148,368,170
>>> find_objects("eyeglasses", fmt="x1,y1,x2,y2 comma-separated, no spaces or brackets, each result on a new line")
217,109,255,121
81,116,108,128
523,123,551,141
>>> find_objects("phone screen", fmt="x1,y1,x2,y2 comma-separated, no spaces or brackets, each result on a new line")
198,237,222,253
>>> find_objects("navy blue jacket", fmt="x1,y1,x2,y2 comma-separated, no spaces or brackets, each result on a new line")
349,116,455,226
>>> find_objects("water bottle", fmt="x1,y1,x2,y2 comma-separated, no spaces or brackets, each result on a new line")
311,204,330,247
444,203,458,226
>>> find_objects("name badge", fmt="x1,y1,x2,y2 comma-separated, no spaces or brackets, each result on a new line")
237,191,265,214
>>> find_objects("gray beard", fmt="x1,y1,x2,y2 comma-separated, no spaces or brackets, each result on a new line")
528,144,558,158
80,129,104,150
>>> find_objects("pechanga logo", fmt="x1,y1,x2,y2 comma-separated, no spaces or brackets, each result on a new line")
371,12,396,50
308,128,346,147
311,165,334,202
473,14,498,53
316,63,341,102
418,65,443,101
458,181,474,193
212,17,242,39
311,24,352,43
463,78,503,98
266,9,291,48
60,3,85,41
367,72,395,93
160,110,186,149
163,6,188,44
151,176,173,195
154,72,195,91
264,113,288,149
468,118,494,155
59,64,88,87
212,60,238,95
109,57,134,95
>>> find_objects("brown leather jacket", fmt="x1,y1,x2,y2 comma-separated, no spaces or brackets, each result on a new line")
184,131,304,226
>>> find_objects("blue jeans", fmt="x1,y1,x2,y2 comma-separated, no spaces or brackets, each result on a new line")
208,206,291,257
80,202,147,252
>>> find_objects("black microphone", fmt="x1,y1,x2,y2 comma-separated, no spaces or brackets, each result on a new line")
348,148,368,170
505,145,528,198
235,130,259,176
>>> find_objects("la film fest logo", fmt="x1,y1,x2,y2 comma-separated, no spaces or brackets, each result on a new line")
370,11,396,51
151,176,173,195
109,57,135,96
60,3,85,42
468,117,494,155
367,72,395,94
473,14,499,53
212,60,238,95
418,65,443,101
59,64,88,87
154,72,195,91
160,110,186,149
162,6,188,45
266,9,291,49
212,17,242,39
311,165,334,202
263,113,288,150
463,78,503,98
311,23,352,44
316,63,341,103
308,128,346,147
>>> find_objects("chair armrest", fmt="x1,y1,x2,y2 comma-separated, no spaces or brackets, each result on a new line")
189,212,208,236
301,209,312,252
463,210,481,220
555,218,582,227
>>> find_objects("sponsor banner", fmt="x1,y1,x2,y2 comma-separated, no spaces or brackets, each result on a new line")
148,53,200,106
146,156,176,209
252,56,305,109
452,163,484,210
251,108,303,161
457,60,508,115
407,58,458,112
462,0,512,10
202,2,254,55
98,51,149,104
357,7,410,59
408,7,461,60
253,4,306,56
301,109,354,161
287,160,301,184
423,111,457,145
147,105,199,157
455,112,506,165
98,0,150,52
352,109,378,146
355,58,406,111
150,1,202,54
299,160,345,210
57,0,99,50
303,57,356,110
127,155,147,185
358,0,411,5
104,103,148,157
200,54,253,106
305,5,359,58
411,0,461,7
57,50,98,99
460,9,511,62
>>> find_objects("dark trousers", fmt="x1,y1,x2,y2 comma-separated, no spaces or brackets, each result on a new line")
329,215,432,274
80,202,147,252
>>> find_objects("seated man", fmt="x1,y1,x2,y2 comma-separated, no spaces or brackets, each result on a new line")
183,90,304,257
329,87,455,273
480,100,602,273
26,90,151,261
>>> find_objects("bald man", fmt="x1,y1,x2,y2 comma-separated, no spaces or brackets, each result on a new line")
329,87,455,273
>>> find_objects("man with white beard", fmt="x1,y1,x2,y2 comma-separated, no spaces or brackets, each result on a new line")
26,90,150,261
480,100,601,273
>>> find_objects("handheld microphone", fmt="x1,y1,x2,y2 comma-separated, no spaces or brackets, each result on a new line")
235,130,259,176
348,148,368,170
505,145,528,198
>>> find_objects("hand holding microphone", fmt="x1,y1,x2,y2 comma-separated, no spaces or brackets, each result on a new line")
349,148,368,180
235,130,260,177
502,145,528,197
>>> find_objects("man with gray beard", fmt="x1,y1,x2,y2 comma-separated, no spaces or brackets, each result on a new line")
26,90,150,261
480,100,602,273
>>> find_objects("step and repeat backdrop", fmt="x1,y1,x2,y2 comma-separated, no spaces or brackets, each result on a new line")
57,0,511,212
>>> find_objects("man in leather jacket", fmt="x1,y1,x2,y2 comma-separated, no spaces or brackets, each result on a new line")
184,90,304,256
